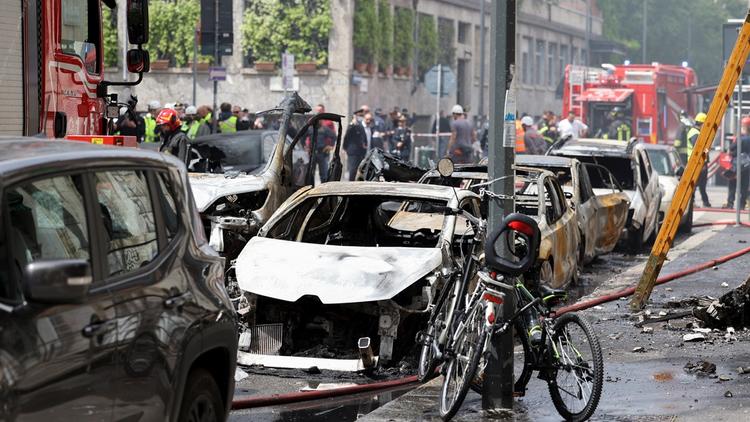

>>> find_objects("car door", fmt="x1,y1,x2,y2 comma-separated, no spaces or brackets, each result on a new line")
0,174,117,420
637,150,661,239
572,162,598,264
89,169,196,420
541,177,576,288
580,163,629,257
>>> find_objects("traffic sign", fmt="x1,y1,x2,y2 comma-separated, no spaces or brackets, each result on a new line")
425,65,456,97
209,66,227,81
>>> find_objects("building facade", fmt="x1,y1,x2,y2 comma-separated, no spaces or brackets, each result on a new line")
116,0,605,120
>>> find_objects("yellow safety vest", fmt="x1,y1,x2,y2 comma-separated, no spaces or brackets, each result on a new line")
144,115,157,143
186,120,201,140
219,115,237,133
687,126,700,158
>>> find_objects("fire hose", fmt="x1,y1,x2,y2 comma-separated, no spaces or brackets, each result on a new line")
231,218,750,411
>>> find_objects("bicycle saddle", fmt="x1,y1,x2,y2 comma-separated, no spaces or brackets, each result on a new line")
539,285,567,302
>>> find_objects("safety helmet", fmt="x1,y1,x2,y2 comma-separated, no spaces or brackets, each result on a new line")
185,105,198,115
156,108,182,132
451,104,464,115
695,112,707,124
148,100,161,110
742,116,750,127
521,116,534,126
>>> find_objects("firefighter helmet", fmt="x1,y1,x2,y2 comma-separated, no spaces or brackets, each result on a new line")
156,108,182,132
694,112,707,124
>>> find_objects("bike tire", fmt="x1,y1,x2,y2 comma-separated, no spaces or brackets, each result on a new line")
469,319,533,396
439,304,485,420
418,321,440,382
547,313,603,422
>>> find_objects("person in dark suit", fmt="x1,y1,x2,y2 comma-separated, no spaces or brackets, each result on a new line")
344,112,373,181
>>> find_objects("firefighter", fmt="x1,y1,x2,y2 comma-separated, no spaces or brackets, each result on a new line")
183,106,201,140
144,100,161,143
539,113,559,146
218,102,237,133
688,112,712,208
604,107,631,141
156,108,190,166
674,110,692,164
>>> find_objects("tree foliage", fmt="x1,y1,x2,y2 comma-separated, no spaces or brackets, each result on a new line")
417,13,438,78
242,0,332,65
146,0,204,66
437,17,455,67
102,6,118,68
376,0,393,69
598,0,747,84
393,7,414,68
353,0,377,64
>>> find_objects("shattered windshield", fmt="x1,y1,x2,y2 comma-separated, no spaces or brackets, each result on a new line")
645,149,675,176
266,194,449,248
189,130,291,174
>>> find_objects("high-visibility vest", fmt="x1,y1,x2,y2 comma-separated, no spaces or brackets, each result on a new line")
515,120,526,153
539,124,555,144
144,115,157,143
687,126,700,158
614,123,631,141
219,115,237,133
186,120,201,140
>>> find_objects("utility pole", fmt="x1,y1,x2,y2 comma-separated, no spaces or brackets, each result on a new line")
642,0,647,63
412,0,419,94
483,0,516,411
212,0,220,133
478,0,487,120
193,26,198,106
585,0,591,65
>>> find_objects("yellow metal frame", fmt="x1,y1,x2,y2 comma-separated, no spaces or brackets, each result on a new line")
631,11,750,310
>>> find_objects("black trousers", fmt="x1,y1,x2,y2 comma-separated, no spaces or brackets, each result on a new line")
695,165,710,205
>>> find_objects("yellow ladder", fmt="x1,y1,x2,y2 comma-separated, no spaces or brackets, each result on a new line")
630,11,750,310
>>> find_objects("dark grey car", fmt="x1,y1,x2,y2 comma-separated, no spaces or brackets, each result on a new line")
0,138,237,421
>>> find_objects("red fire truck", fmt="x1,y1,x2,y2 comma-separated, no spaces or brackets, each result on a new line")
562,63,700,144
0,0,149,146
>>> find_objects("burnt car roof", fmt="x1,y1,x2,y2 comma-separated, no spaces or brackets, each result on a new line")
0,137,173,178
305,181,478,201
516,155,574,168
639,143,676,151
549,138,633,158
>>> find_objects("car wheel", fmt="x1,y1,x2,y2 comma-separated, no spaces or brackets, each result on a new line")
626,226,644,255
540,260,554,287
178,368,225,422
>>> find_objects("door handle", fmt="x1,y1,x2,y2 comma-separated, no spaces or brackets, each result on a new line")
164,291,193,309
82,319,116,338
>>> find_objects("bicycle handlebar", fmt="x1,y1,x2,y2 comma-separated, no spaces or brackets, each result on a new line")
484,213,540,277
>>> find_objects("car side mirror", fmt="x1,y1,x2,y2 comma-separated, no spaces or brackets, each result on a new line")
127,0,149,45
675,165,685,178
127,49,150,73
24,260,92,304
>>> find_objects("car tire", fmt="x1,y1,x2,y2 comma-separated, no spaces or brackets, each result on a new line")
178,368,225,422
626,226,644,255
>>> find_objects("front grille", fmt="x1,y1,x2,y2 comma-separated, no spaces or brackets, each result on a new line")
250,323,283,355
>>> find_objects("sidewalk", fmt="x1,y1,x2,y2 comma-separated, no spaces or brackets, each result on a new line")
362,194,750,421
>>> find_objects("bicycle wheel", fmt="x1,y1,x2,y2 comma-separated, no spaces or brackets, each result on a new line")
418,318,441,382
439,302,486,420
469,319,533,396
547,313,603,422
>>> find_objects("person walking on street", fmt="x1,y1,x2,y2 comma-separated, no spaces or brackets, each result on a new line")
218,103,237,133
195,106,214,138
557,110,588,140
446,105,477,164
183,106,201,140
156,108,190,166
521,116,547,155
143,100,161,143
674,110,692,164
689,113,712,208
344,111,372,180
539,112,559,147
391,115,413,162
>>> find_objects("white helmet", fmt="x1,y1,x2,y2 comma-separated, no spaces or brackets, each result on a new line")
185,105,197,115
164,103,175,110
451,104,464,115
148,100,161,110
521,116,534,126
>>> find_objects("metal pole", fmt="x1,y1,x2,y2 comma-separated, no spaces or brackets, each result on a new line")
738,77,743,225
212,0,220,133
478,0,486,119
483,0,515,411
436,63,442,155
193,26,198,106
642,0,647,63
585,0,591,65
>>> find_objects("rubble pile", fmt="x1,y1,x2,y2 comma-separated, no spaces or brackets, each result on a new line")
694,275,750,329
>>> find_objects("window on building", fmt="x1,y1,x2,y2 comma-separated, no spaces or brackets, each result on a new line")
581,48,587,66
560,44,569,74
458,21,471,44
572,47,579,65
535,40,545,85
522,36,532,85
548,43,557,86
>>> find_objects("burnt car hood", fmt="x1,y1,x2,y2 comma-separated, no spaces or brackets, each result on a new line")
189,173,268,212
235,237,442,304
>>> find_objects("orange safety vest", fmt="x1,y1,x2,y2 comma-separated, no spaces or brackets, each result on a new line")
515,120,526,153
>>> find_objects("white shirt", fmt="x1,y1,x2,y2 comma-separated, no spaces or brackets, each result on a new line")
557,118,588,140
362,122,372,150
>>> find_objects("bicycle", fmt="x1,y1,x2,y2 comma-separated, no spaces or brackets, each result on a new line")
453,226,604,422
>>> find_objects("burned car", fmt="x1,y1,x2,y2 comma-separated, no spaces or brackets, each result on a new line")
641,143,693,233
516,155,630,264
548,138,662,253
187,93,344,260
356,148,427,182
418,165,579,288
233,182,481,369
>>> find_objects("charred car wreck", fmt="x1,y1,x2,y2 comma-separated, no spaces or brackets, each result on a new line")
233,182,482,370
355,148,427,182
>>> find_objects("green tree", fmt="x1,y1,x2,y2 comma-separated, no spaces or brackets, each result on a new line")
353,0,377,64
146,0,203,67
102,5,118,68
598,0,747,84
393,7,414,69
437,17,455,67
243,0,332,65
417,13,437,79
376,0,393,70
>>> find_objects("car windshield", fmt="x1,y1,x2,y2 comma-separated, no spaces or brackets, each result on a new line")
514,170,545,221
266,194,449,248
645,149,674,176
189,130,285,174
569,155,634,190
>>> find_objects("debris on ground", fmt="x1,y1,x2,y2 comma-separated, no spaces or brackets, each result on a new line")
683,333,706,342
721,282,730,288
694,275,750,329
642,327,654,334
736,367,750,374
684,360,717,376
632,346,646,353
719,375,733,381
725,391,734,398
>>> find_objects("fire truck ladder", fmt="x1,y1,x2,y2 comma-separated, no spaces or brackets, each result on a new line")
568,66,586,119
631,10,750,310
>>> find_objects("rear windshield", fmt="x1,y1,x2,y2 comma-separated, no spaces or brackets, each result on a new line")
570,156,634,190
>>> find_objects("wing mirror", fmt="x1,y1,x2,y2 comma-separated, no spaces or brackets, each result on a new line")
24,260,92,304
127,48,150,73
127,0,149,45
